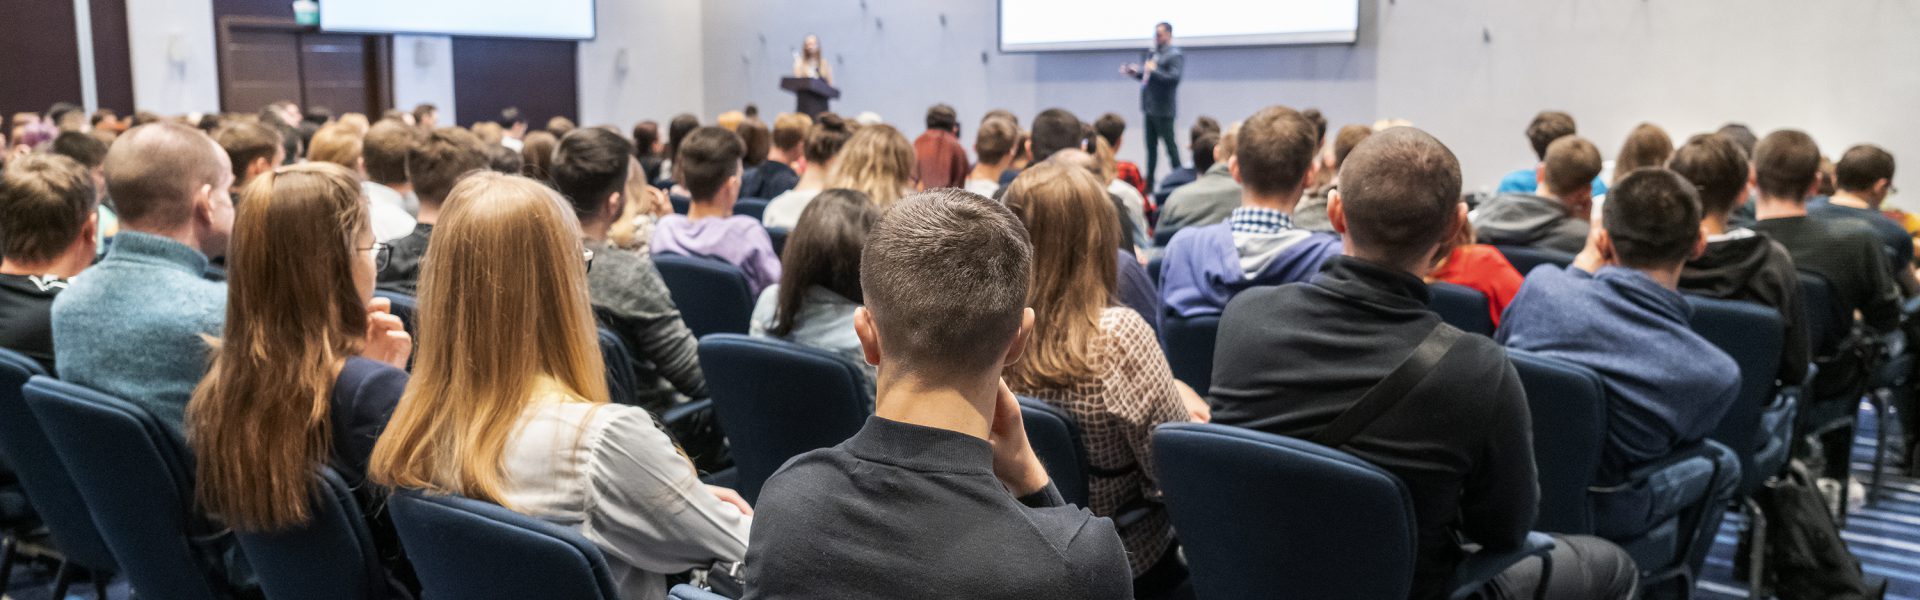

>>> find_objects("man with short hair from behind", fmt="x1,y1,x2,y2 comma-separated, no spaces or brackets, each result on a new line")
1499,168,1741,565
966,117,1018,197
915,104,970,190
1810,144,1916,294
1472,135,1603,254
375,127,488,296
361,120,423,238
1155,124,1239,238
1495,111,1607,197
753,112,810,199
1159,106,1341,317
993,108,1087,199
1154,117,1220,197
550,128,708,412
1674,133,1810,395
743,188,1132,600
1212,126,1637,600
0,154,99,373
1749,129,1901,483
214,121,283,198
651,127,782,295
49,131,118,241
51,123,235,429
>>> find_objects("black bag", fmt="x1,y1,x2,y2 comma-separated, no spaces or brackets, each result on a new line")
1744,459,1885,600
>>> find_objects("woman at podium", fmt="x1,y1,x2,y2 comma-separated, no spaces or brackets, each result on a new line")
792,35,834,86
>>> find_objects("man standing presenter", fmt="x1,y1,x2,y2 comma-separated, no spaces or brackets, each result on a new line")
1121,22,1183,192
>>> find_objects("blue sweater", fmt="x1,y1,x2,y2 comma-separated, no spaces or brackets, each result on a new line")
51,232,226,430
1496,265,1737,480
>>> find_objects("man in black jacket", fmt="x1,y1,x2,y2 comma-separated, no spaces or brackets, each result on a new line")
1123,22,1183,191
1210,127,1635,600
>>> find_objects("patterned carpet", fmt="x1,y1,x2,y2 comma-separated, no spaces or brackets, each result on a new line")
6,405,1917,600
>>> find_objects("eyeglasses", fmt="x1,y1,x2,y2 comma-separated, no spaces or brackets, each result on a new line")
361,242,392,272
583,248,595,273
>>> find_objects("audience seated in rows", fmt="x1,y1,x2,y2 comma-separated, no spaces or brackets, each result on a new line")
763,113,852,229
1748,129,1901,482
1292,123,1372,233
52,122,233,429
1809,144,1916,294
750,188,879,396
1160,106,1342,317
1472,135,1603,255
653,126,783,295
740,113,806,200
376,127,489,296
1428,208,1526,327
46,131,120,245
361,120,423,240
551,128,709,411
1674,133,1810,386
369,173,751,600
1610,123,1673,186
1002,162,1205,595
966,116,1019,197
1500,167,1739,482
829,124,917,208
1153,117,1219,200
1495,110,1608,198
0,153,99,373
185,162,415,590
1155,122,1238,239
745,189,1133,600
1211,127,1635,599
915,104,970,190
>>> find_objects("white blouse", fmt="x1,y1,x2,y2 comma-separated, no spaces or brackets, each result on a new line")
499,388,751,600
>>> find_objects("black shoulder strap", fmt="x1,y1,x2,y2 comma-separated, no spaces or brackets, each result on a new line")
1311,323,1463,449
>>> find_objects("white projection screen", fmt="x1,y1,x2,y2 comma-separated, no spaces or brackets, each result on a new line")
320,0,596,40
999,0,1357,52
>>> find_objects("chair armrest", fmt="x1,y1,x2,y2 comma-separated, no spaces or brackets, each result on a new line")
662,398,712,427
1448,531,1555,600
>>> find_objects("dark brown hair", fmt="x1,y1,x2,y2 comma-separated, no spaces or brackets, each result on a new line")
362,120,420,185
1336,127,1463,268
1331,124,1373,170
975,117,1019,165
925,104,959,133
407,127,488,207
1836,144,1896,192
0,153,97,263
737,119,771,168
1613,123,1674,185
678,126,745,200
520,131,559,181
771,189,878,337
772,113,812,152
1235,105,1319,196
1753,129,1821,201
215,121,283,183
861,188,1031,378
1604,168,1702,269
550,128,633,221
802,112,853,164
1667,133,1750,216
1526,111,1577,160
1092,113,1126,148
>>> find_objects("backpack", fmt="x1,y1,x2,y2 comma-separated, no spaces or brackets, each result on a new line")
1740,459,1885,600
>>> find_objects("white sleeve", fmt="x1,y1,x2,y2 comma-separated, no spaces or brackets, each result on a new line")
582,406,751,574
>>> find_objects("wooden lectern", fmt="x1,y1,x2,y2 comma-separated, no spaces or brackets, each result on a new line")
781,77,840,118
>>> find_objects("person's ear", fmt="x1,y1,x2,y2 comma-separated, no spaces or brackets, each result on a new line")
1327,190,1348,235
1805,175,1822,199
1594,228,1617,264
195,183,216,225
1876,178,1893,198
854,307,882,366
606,191,624,218
355,156,367,176
79,211,99,251
1692,225,1709,260
249,156,272,179
1229,155,1241,183
1001,308,1035,368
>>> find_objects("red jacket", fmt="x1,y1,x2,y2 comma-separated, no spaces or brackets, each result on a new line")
1430,244,1523,326
914,130,970,190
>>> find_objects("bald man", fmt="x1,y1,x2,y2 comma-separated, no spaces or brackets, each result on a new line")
51,122,235,430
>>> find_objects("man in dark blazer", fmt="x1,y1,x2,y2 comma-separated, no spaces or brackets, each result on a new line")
1123,22,1184,192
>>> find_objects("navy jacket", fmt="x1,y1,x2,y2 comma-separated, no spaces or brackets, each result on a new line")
1133,46,1183,117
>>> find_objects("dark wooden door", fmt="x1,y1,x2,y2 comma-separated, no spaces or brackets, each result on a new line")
217,17,391,116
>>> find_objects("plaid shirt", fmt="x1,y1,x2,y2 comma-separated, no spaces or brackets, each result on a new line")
1229,206,1293,234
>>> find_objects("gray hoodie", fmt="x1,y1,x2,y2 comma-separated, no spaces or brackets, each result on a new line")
1470,193,1589,254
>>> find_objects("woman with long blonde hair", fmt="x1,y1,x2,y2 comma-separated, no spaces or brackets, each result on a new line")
1000,162,1205,594
828,124,916,208
368,172,749,600
186,162,413,583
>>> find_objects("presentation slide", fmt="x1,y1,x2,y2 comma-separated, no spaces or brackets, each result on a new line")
321,0,595,40
999,0,1357,52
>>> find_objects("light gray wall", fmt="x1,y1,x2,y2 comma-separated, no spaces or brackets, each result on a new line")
126,0,221,116
698,0,1920,205
392,35,457,116
577,0,706,129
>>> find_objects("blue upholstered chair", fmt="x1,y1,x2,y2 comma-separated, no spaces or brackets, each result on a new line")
668,584,733,600
1161,314,1219,394
0,350,118,599
1493,245,1574,275
699,334,869,504
654,254,755,339
1017,397,1092,508
390,490,619,600
733,197,769,222
1429,281,1495,336
234,466,401,600
1685,295,1796,592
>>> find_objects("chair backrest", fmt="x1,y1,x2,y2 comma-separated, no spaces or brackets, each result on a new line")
734,198,769,222
595,325,643,408
654,254,755,338
373,290,418,339
1494,245,1575,275
1685,295,1784,496
699,334,869,504
23,377,228,600
767,227,789,258
1161,314,1219,394
668,584,732,600
0,350,118,574
1153,423,1417,600
389,490,619,600
234,466,391,600
1796,271,1846,358
670,194,691,215
1428,281,1495,336
1017,397,1091,507
1147,255,1163,287
1507,349,1607,534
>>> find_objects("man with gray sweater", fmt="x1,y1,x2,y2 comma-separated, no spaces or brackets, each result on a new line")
51,123,234,429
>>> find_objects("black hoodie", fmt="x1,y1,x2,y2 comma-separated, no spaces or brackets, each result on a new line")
1679,229,1811,384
